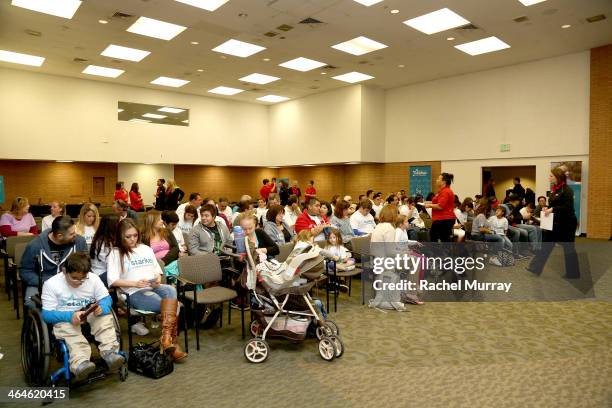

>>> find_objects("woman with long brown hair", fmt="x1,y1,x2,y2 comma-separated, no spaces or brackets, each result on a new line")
141,210,179,266
0,196,37,236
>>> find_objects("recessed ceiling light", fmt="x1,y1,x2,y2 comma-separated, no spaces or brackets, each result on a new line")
181,119,189,123
150,76,190,87
0,50,45,66
403,8,470,35
279,57,326,72
11,0,82,19
174,0,229,11
257,95,290,103
517,0,547,6
390,9,399,14
212,39,266,58
82,64,124,78
129,118,152,123
331,71,374,83
321,72,327,75
196,68,204,72
447,37,455,41
263,58,271,62
239,73,280,84
56,160,74,163
101,44,150,62
127,16,186,40
117,108,124,113
331,36,388,56
158,107,185,113
303,164,316,167
208,86,244,95
561,24,571,28
142,113,166,119
190,41,199,45
98,19,108,24
454,36,510,56
353,0,384,6
398,64,405,68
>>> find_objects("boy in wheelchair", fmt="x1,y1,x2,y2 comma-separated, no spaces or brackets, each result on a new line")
41,252,124,381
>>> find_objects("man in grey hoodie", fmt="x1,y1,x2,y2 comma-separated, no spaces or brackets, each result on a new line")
188,204,232,256
21,216,88,308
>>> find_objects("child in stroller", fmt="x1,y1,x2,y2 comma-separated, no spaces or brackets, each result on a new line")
243,230,344,363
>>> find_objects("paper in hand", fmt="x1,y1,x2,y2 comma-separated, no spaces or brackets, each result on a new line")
540,212,554,231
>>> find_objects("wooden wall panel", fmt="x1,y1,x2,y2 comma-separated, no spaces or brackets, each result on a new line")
0,160,117,209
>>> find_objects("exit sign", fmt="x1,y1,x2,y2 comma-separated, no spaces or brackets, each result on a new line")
500,143,511,152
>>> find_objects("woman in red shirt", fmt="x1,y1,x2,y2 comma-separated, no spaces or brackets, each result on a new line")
304,180,317,203
424,173,456,242
114,182,128,202
129,183,144,212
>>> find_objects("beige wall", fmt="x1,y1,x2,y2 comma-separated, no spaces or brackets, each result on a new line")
484,166,536,198
385,51,590,162
117,164,175,207
361,85,386,162
0,68,269,166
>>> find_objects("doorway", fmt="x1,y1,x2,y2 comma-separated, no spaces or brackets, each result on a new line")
481,166,536,201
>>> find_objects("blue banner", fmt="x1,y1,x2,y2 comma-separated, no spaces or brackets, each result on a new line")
409,166,431,197
0,176,4,204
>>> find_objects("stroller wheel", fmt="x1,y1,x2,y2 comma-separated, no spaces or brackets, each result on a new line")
318,337,337,361
325,320,340,336
244,338,269,364
328,335,344,358
249,320,262,337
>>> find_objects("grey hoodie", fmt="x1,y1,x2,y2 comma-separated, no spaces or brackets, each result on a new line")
188,221,232,256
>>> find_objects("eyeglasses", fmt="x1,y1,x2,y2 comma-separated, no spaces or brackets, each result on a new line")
66,274,89,283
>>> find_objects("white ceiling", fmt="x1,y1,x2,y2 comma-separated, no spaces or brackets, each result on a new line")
1,0,611,104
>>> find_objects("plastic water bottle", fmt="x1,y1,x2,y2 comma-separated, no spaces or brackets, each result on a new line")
233,226,246,254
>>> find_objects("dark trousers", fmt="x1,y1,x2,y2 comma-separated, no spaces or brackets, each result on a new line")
429,219,455,243
528,229,579,278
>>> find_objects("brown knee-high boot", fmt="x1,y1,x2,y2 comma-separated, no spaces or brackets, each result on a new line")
159,299,187,361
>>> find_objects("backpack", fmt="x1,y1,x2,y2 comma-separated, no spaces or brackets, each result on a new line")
497,249,515,267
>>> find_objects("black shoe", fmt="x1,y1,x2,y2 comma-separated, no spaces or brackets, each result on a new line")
525,266,541,275
563,274,580,280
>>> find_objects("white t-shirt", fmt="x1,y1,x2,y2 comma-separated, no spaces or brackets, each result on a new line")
399,205,410,216
172,227,186,252
350,211,376,234
454,208,467,225
283,206,299,229
325,245,350,261
488,216,508,236
178,219,194,235
80,225,96,246
41,214,57,231
218,206,233,221
91,243,111,278
256,207,267,224
372,203,383,218
106,244,163,295
42,272,109,312
309,214,326,242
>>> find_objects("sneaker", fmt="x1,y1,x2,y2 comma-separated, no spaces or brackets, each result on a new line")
101,351,125,372
131,322,149,336
489,257,502,267
74,360,96,382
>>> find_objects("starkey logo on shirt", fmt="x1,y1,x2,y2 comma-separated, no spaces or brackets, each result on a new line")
125,254,155,271
59,294,96,309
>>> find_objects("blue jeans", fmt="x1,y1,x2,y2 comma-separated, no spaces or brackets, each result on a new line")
24,286,39,309
471,233,504,254
127,285,176,313
517,224,541,251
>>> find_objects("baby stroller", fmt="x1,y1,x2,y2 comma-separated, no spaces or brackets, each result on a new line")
242,241,344,363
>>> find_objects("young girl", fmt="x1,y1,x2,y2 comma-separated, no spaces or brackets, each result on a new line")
141,210,179,266
177,205,197,235
324,228,351,263
41,201,65,231
107,219,186,361
394,215,420,250
76,203,100,247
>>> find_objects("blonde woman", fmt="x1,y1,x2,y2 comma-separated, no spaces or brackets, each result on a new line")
41,201,65,231
141,210,179,266
164,179,185,211
0,197,37,236
75,203,100,246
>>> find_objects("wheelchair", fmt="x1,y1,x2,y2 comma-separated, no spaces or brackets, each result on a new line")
20,259,128,387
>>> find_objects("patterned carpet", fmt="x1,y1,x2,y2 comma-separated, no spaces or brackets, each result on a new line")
0,243,611,407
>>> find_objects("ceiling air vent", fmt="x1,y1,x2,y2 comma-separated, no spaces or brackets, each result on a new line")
73,57,88,63
264,31,278,37
458,23,479,30
299,17,323,24
112,11,134,19
321,65,337,70
277,24,293,31
25,29,42,37
513,16,529,23
586,14,606,23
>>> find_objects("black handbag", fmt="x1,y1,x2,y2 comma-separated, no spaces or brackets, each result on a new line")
128,341,174,379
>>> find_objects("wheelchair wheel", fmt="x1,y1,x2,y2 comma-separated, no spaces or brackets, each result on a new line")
21,308,51,386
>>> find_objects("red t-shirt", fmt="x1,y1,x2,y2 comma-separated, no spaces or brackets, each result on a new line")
304,187,317,201
431,186,455,221
114,189,128,202
260,184,273,201
129,191,143,211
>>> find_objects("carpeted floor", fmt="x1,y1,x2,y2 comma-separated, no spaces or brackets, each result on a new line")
0,243,611,407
